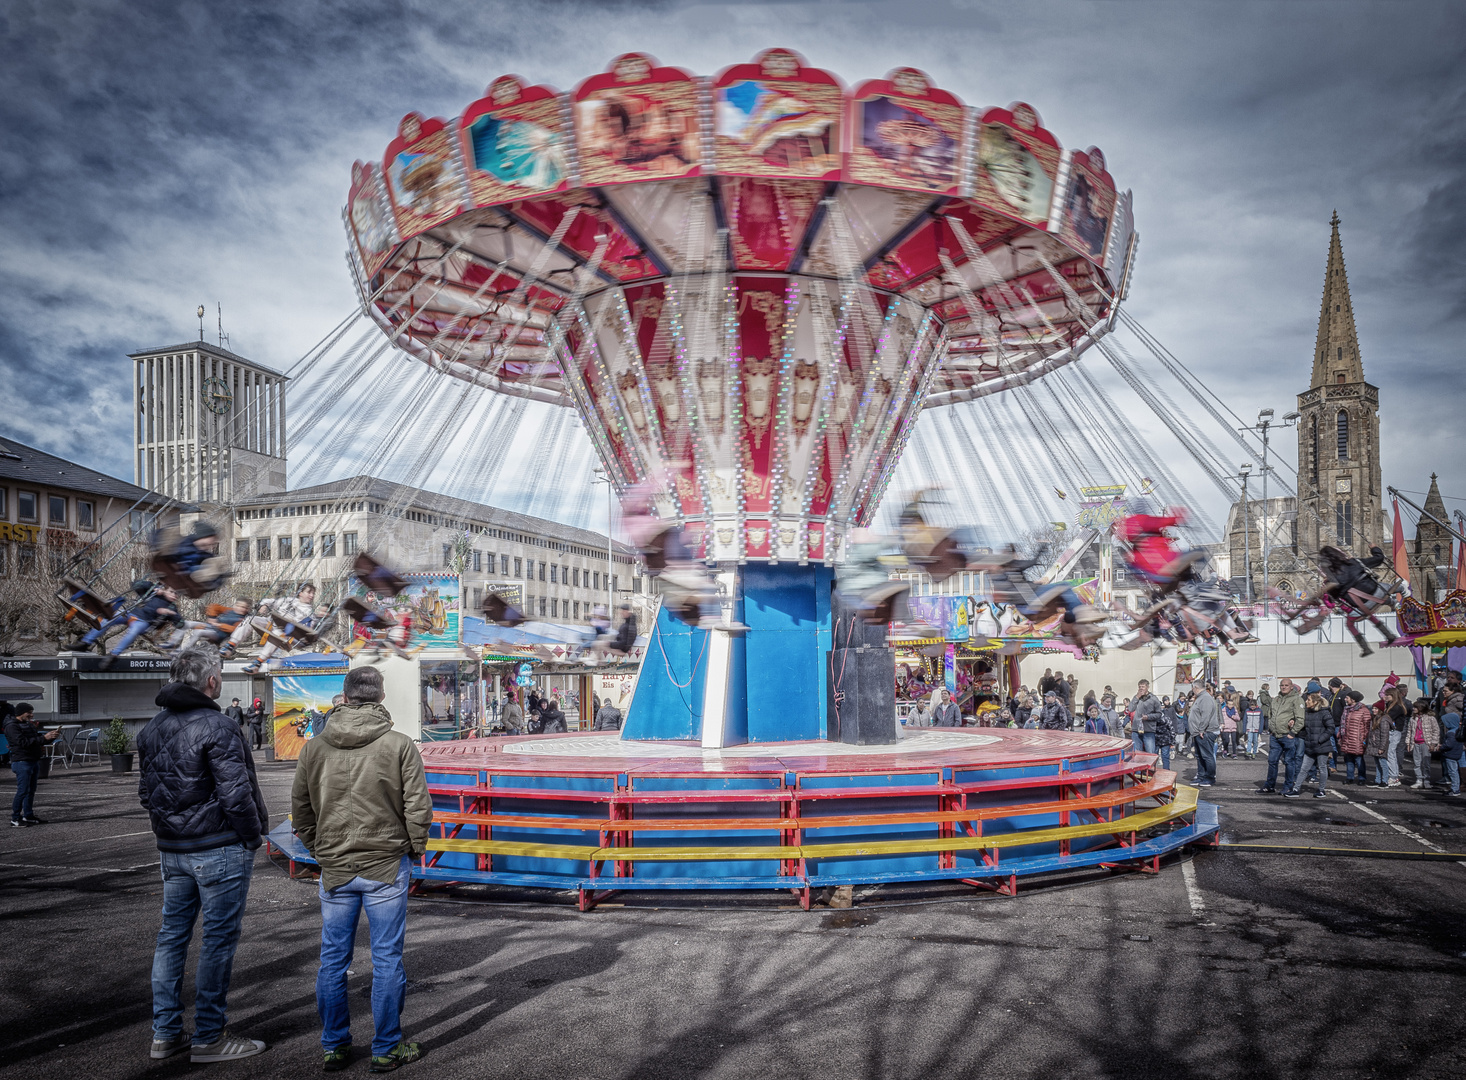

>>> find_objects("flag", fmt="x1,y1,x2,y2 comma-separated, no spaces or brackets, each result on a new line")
1456,534,1466,592
1391,496,1410,586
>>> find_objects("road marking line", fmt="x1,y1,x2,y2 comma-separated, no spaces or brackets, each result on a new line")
1180,857,1205,913
0,861,159,874
1329,788,1465,863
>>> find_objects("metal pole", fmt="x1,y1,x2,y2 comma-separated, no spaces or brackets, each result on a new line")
1240,470,1251,606
1389,487,1466,546
1260,421,1269,611
606,479,614,617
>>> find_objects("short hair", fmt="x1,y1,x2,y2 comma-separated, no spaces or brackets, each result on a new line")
298,582,317,594
1329,678,1343,688
343,666,385,704
170,645,221,694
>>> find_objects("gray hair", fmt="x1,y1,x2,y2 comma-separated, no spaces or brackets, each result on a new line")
170,645,222,695
342,666,385,704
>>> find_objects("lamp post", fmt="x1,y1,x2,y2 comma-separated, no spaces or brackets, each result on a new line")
1239,463,1253,606
1242,408,1300,614
592,468,614,619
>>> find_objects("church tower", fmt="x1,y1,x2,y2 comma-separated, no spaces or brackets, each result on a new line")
1408,475,1454,601
1295,213,1383,558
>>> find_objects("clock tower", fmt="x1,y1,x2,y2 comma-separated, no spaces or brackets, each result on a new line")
1295,213,1384,559
132,338,288,506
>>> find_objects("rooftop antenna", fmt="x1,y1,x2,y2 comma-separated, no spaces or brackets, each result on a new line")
216,302,229,350
196,304,205,341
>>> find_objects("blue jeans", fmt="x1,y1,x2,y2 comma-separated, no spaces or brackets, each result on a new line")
108,615,157,655
80,612,128,646
1264,735,1297,790
1245,731,1260,755
1193,732,1217,784
1344,754,1366,782
1445,758,1461,795
10,759,38,819
152,844,255,1045
1159,744,1171,770
1131,732,1156,754
1374,753,1389,785
317,856,411,1056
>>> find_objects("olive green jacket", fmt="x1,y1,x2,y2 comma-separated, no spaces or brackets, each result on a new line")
1267,688,1305,738
290,701,432,891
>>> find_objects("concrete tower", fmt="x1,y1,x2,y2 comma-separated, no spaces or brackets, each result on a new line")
1295,213,1383,558
132,340,288,507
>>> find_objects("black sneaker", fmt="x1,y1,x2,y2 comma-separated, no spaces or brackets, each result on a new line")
9,819,28,828
1282,790,1301,799
1313,790,1328,798
324,1044,352,1072
21,816,44,825
1257,786,1276,794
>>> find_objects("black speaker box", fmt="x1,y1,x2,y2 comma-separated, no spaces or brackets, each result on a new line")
827,645,897,745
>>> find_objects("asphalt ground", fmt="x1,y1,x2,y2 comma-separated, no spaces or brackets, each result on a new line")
4,747,1466,1079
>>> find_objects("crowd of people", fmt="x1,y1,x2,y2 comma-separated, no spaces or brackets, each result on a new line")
909,665,1465,800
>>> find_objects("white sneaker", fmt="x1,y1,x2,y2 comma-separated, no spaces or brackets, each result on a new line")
1386,779,1402,788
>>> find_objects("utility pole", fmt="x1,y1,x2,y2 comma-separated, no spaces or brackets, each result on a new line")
593,468,614,618
1239,464,1252,606
1243,408,1299,613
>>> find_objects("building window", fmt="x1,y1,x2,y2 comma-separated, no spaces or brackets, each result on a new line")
257,537,271,561
593,571,600,591
1336,501,1353,547
573,600,580,619
500,554,509,575
236,539,250,562
77,500,94,529
539,562,546,581
0,545,7,575
17,491,37,523
1336,410,1348,460
48,546,67,576
321,534,336,557
343,532,358,556
48,495,66,525
17,543,36,575
443,543,453,568
573,567,580,587
612,575,618,594
551,598,559,617
1337,346,1343,363
473,550,482,572
1290,519,1297,554
279,537,292,560
1309,417,1318,487
539,597,547,617
0,488,6,518
562,564,569,584
550,564,558,584
300,535,314,558
514,557,522,577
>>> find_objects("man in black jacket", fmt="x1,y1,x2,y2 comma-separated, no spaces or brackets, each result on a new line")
136,646,268,1064
6,703,58,826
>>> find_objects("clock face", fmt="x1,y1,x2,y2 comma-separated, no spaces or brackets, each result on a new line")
202,376,234,415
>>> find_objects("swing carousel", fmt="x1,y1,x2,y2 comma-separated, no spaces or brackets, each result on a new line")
268,48,1220,907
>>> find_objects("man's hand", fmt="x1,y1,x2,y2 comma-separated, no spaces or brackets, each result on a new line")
43,729,59,741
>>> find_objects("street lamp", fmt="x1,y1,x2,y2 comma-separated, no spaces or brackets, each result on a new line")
1239,464,1253,606
1242,408,1299,614
592,468,614,621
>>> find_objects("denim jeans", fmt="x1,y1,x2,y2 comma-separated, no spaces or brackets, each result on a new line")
1374,753,1389,785
1193,732,1217,784
317,856,411,1056
1245,731,1260,756
1287,737,1307,788
1386,731,1403,782
1344,753,1366,782
1265,735,1300,790
10,759,38,819
1159,745,1171,771
1295,752,1330,793
1131,732,1156,755
108,615,156,655
152,844,254,1044
80,612,127,646
1445,757,1461,795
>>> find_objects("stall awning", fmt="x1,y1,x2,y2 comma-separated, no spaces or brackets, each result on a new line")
0,672,44,698
78,672,171,681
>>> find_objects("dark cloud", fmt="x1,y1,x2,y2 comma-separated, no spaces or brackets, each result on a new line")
0,0,1462,532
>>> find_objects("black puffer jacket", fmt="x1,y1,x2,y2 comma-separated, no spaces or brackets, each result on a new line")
137,683,268,853
1301,705,1335,757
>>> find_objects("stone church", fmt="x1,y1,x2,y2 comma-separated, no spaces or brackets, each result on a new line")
1227,213,1385,597
1406,475,1458,601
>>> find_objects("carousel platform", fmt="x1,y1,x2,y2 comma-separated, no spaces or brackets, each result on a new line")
267,728,1218,910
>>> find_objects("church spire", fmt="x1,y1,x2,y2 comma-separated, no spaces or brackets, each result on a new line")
1415,473,1448,542
1310,212,1365,389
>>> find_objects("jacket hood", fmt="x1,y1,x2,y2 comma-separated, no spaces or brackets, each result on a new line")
155,682,222,713
322,701,395,749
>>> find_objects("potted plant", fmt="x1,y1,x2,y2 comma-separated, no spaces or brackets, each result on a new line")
102,716,133,773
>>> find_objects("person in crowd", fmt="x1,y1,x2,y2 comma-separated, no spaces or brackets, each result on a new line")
291,665,430,1073
540,697,568,734
1436,671,1463,718
1243,693,1263,759
1305,676,1323,697
171,599,252,654
1082,688,1098,714
1154,696,1176,771
1039,690,1069,731
1038,668,1055,697
245,698,266,751
82,585,181,667
1287,690,1335,799
232,583,318,674
1258,681,1273,728
5,703,58,827
1382,685,1408,787
1065,674,1079,708
1338,690,1372,785
1407,698,1440,790
1083,702,1107,734
1220,693,1239,758
136,646,268,1063
500,691,524,736
1328,678,1351,769
1097,694,1123,739
1130,679,1161,754
1367,699,1393,786
1440,711,1463,797
1259,677,1304,794
932,689,962,728
593,699,623,731
1012,691,1033,729
224,697,245,729
1189,682,1219,787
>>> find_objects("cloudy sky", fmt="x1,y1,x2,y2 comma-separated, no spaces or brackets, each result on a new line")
2,0,1462,538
